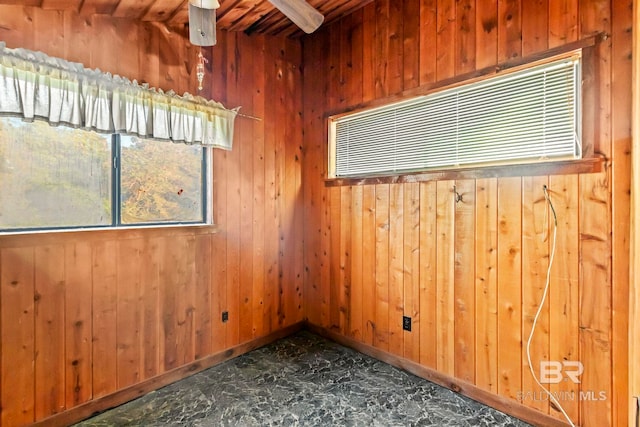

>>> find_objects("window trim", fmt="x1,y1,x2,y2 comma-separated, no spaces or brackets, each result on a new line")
325,34,605,186
324,157,605,187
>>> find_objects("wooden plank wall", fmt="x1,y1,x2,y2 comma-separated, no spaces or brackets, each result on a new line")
301,1,633,426
630,1,640,425
0,6,303,426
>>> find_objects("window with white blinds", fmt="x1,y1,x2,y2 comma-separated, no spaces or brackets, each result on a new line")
330,56,581,178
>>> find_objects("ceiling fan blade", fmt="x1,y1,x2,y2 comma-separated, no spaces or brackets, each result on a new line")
267,0,324,34
189,3,217,46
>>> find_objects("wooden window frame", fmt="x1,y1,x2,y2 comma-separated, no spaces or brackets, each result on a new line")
325,34,606,187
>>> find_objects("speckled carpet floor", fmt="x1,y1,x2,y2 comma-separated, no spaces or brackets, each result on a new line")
76,331,530,426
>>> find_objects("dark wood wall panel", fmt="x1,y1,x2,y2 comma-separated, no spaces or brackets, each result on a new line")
301,1,632,425
0,6,303,426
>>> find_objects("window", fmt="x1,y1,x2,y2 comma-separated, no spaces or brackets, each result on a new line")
0,117,209,232
119,135,206,225
329,55,581,178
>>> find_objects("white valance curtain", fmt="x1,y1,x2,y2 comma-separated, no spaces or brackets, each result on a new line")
0,42,238,149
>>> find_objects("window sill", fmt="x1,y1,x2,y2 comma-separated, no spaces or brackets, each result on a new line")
0,223,219,247
325,157,605,187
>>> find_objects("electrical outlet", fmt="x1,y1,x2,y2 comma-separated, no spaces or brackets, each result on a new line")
222,311,229,323
403,316,411,332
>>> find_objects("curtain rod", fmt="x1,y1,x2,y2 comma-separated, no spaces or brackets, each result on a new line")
236,112,262,121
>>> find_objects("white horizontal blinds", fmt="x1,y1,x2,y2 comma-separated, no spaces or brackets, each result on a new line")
333,57,580,177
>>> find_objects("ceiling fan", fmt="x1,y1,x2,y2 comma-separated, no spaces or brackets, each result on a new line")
188,0,325,46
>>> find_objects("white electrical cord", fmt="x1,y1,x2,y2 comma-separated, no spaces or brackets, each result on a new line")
525,185,576,427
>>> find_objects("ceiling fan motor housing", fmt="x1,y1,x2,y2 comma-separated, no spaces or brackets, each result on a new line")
188,0,220,9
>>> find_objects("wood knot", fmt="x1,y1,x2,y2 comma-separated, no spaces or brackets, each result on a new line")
482,19,497,34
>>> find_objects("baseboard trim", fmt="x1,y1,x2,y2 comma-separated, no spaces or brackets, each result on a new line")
306,323,569,427
34,322,305,427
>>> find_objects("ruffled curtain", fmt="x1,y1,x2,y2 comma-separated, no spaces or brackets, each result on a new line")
0,42,238,149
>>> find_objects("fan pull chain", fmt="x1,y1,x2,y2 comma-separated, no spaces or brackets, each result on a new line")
197,50,208,91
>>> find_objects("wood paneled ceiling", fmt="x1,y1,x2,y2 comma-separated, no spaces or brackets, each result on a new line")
1,0,373,37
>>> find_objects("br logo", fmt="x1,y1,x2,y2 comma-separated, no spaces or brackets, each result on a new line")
540,361,584,384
